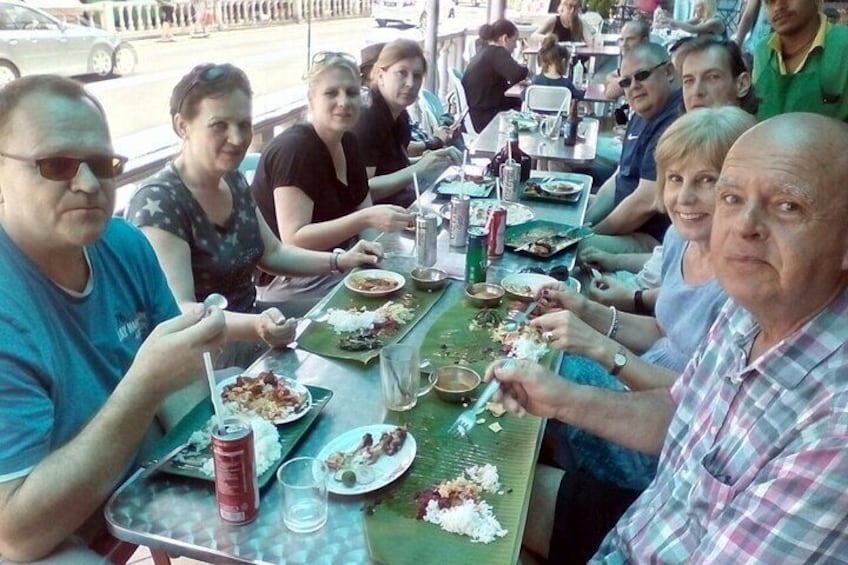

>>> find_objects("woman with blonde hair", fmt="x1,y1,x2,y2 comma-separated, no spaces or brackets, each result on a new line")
532,0,595,44
250,53,412,315
353,39,460,206
661,0,726,36
128,63,383,368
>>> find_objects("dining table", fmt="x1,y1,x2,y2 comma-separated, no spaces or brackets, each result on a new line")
104,171,591,565
505,81,609,104
471,111,599,167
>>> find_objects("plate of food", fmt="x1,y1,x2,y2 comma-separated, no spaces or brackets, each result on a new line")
538,179,582,196
344,269,406,297
522,176,588,203
505,220,593,260
501,273,559,300
216,371,312,425
439,199,534,227
317,424,416,495
503,110,538,131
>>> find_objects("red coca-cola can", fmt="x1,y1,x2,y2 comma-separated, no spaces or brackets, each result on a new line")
212,417,259,525
486,206,506,259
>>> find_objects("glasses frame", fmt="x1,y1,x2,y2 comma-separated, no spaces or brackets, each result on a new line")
0,151,128,181
311,51,358,66
617,60,669,89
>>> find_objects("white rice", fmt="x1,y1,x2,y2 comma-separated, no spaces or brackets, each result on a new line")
508,335,548,362
423,464,507,543
325,301,414,334
423,499,507,544
465,464,501,493
188,415,281,478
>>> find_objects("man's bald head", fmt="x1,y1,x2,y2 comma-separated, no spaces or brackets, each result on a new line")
620,20,650,55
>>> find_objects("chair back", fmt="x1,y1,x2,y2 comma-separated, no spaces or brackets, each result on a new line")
414,90,442,135
448,67,479,136
523,85,572,114
420,88,445,119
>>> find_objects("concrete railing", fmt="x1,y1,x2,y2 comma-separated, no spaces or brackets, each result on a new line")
85,0,372,35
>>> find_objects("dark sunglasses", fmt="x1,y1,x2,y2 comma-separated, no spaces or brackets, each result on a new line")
0,151,127,181
176,63,246,113
617,60,668,89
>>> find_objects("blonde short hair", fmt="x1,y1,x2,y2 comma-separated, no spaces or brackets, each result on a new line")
655,106,756,213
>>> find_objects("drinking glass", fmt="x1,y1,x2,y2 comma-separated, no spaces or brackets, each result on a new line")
277,457,328,533
379,344,436,411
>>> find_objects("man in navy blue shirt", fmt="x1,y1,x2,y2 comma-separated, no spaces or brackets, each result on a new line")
583,43,680,254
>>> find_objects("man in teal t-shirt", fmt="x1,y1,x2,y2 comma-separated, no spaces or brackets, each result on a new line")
753,0,848,121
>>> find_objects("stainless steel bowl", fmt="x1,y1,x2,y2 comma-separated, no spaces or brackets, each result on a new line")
434,365,481,403
410,267,448,291
464,283,505,308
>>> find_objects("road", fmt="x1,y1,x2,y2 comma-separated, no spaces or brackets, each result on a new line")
86,13,483,142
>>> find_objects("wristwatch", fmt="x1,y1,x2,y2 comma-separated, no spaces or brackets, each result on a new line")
610,348,627,377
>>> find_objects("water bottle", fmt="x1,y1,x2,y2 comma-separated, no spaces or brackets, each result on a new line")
572,60,584,89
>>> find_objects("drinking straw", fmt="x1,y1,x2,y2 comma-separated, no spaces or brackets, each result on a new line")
507,136,513,162
553,94,571,128
413,171,422,210
204,351,227,433
496,177,502,203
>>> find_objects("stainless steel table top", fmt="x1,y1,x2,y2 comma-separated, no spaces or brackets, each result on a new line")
105,174,589,564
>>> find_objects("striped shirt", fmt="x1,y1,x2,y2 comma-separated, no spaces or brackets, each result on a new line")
593,289,848,563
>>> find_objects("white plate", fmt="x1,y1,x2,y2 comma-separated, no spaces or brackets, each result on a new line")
216,373,312,425
344,269,406,297
501,273,559,300
539,180,582,196
439,199,535,227
316,424,417,495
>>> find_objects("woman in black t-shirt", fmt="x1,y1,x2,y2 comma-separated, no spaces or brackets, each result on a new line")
251,54,413,313
462,19,530,132
353,39,461,207
532,0,595,44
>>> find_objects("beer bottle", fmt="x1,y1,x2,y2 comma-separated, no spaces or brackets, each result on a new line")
564,99,581,147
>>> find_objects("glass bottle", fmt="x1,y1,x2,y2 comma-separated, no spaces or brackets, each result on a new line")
487,121,531,182
564,99,581,147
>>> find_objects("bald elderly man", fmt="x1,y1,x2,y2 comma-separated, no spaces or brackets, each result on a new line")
0,75,226,562
489,113,848,562
603,19,651,101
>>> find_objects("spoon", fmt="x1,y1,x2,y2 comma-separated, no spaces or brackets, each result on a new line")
201,293,228,432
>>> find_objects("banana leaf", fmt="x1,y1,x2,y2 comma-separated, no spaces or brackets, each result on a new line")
364,382,542,564
419,296,558,376
297,273,448,364
364,296,558,564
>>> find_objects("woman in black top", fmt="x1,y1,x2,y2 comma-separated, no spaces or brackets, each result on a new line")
532,0,595,44
251,53,412,314
462,19,530,132
353,39,460,207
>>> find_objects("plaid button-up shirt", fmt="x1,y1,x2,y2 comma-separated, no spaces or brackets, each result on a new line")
593,290,848,563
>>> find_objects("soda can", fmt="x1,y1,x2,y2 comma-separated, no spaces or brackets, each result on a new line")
465,226,489,284
212,417,259,525
448,194,471,247
499,160,520,202
415,212,438,267
486,206,506,259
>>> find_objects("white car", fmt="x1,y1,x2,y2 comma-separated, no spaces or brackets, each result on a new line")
0,0,136,86
372,0,457,29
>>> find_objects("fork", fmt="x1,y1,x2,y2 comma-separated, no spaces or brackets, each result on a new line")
448,360,515,438
503,301,538,331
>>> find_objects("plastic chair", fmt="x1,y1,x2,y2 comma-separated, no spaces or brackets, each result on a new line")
420,88,445,119
522,85,572,114
238,152,261,185
415,89,443,136
447,67,479,141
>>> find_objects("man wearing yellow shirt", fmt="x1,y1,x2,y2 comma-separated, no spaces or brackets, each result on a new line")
753,0,848,121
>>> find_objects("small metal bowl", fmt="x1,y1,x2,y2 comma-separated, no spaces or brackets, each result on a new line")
410,267,448,291
464,283,505,308
434,365,481,403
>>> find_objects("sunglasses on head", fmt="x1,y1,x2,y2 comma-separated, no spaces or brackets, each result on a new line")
0,151,127,181
176,63,246,114
617,60,668,89
311,51,358,66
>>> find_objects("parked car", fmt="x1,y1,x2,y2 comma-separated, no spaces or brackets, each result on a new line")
372,0,457,29
0,0,136,86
